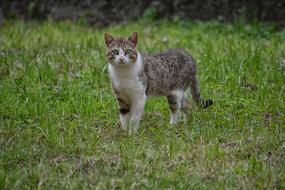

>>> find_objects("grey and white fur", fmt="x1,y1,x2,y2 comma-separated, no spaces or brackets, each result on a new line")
104,32,213,131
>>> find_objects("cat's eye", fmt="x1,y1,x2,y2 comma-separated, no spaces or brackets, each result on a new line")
112,49,119,55
125,49,131,54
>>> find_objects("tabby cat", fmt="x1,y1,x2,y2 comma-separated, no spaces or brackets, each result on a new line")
104,32,213,132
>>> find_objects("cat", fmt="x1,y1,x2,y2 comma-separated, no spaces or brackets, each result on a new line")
104,32,213,132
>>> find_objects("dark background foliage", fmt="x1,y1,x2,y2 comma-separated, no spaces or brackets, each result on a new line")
1,0,285,26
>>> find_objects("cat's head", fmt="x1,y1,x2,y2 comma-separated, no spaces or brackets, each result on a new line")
104,32,138,66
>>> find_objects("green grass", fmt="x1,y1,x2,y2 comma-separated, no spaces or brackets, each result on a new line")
0,19,285,189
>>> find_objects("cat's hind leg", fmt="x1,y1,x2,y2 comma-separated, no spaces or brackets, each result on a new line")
182,96,192,112
167,89,184,124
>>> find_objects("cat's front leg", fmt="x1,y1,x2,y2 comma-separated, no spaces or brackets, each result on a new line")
129,94,146,132
116,98,130,129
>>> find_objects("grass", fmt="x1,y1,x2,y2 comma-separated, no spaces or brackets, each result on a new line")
0,19,285,189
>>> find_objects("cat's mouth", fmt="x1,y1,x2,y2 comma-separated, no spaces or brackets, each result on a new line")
117,61,128,65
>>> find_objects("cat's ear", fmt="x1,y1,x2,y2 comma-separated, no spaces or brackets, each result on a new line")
104,32,114,47
128,32,138,46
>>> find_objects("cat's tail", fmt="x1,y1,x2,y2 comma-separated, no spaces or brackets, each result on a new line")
190,77,213,108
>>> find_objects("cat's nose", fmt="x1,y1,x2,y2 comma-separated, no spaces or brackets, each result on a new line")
119,57,124,61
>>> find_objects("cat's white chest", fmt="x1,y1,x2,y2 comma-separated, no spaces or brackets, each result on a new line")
114,75,142,95
108,53,145,102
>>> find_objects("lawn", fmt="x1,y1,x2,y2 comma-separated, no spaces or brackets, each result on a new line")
0,20,285,189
